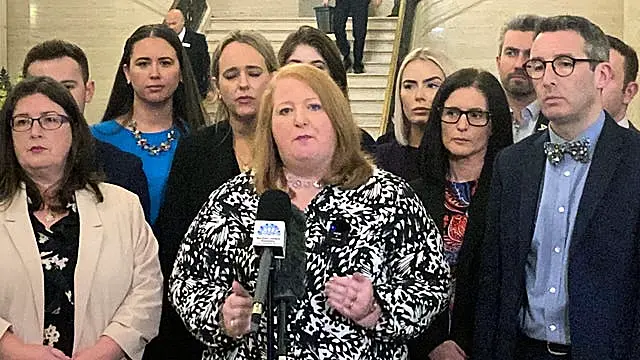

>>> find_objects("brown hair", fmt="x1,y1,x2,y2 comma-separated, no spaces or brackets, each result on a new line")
278,25,349,98
0,76,103,211
253,64,372,195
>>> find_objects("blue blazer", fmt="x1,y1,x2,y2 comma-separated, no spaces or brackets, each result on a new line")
474,114,640,360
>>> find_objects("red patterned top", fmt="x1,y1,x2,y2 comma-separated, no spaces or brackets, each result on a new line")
443,180,478,308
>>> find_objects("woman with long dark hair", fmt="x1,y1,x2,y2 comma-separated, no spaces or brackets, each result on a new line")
409,68,513,360
92,24,206,224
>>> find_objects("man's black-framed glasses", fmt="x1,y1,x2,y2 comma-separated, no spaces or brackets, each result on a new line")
441,107,491,127
11,112,69,132
524,55,602,79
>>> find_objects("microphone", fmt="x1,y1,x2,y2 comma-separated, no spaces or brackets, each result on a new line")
251,190,292,332
273,205,307,301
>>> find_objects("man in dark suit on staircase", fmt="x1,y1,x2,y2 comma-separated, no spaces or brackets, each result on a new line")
323,0,382,74
165,8,211,98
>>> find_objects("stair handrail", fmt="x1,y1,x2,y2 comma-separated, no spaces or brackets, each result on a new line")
379,0,419,138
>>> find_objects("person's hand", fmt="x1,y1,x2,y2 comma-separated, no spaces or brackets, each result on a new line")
322,0,329,7
428,340,468,360
324,272,381,328
220,281,252,338
374,0,382,7
0,332,70,360
72,336,124,360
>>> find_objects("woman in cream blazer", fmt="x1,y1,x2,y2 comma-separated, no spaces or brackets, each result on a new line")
0,77,162,360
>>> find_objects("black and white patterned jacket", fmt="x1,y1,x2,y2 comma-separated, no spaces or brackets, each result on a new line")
169,168,450,360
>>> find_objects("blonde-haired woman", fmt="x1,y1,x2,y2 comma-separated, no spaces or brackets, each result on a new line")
169,64,450,360
375,48,447,181
149,30,279,360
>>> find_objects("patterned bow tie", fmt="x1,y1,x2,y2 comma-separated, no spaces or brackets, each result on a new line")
543,138,591,165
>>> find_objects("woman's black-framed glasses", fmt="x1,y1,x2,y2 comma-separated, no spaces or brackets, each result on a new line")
441,107,491,127
11,112,69,132
524,55,602,79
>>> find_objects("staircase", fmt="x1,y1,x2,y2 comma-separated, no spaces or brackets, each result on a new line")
204,17,398,137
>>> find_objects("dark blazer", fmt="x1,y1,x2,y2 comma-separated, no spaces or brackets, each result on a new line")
143,121,240,360
408,157,492,358
94,139,150,220
183,29,210,98
534,111,549,132
474,114,640,360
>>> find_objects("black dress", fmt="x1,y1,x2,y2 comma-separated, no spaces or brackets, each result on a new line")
30,202,80,357
374,139,421,182
145,121,241,360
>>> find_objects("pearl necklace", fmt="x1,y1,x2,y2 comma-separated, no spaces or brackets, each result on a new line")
286,174,323,189
131,120,176,156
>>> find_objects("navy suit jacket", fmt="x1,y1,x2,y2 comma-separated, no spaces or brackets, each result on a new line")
183,29,210,98
94,139,150,220
474,114,640,360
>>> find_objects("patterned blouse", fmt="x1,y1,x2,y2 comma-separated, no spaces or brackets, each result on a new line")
442,180,477,308
169,169,450,360
29,201,79,356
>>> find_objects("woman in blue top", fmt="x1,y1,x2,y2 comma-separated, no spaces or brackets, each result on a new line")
92,24,206,224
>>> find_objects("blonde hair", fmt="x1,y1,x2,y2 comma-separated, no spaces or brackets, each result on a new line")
393,48,447,146
254,64,373,195
209,30,279,124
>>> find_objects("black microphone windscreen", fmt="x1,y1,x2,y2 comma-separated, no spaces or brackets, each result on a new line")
256,189,292,221
274,205,307,300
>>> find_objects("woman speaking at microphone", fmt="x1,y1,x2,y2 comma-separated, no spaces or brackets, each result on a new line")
169,64,450,360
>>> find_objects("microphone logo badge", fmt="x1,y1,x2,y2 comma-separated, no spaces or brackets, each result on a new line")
258,223,282,236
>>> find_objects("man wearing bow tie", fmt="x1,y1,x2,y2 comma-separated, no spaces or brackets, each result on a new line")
474,15,640,360
165,8,210,98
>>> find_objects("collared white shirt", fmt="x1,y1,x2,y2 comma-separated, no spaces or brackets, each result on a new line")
512,101,542,143
178,27,186,42
618,117,630,129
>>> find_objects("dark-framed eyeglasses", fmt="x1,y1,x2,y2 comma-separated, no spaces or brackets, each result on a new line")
524,55,602,79
11,112,69,132
441,107,491,127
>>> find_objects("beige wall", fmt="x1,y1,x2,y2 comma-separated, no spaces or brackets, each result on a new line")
411,0,640,125
0,1,7,68
6,0,171,123
210,0,299,17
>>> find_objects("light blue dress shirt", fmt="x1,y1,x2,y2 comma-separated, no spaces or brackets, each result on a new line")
520,111,606,344
512,101,542,143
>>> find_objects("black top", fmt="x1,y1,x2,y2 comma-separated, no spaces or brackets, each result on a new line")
374,139,421,182
145,121,240,360
408,172,491,358
94,139,151,220
359,128,376,154
30,203,80,357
